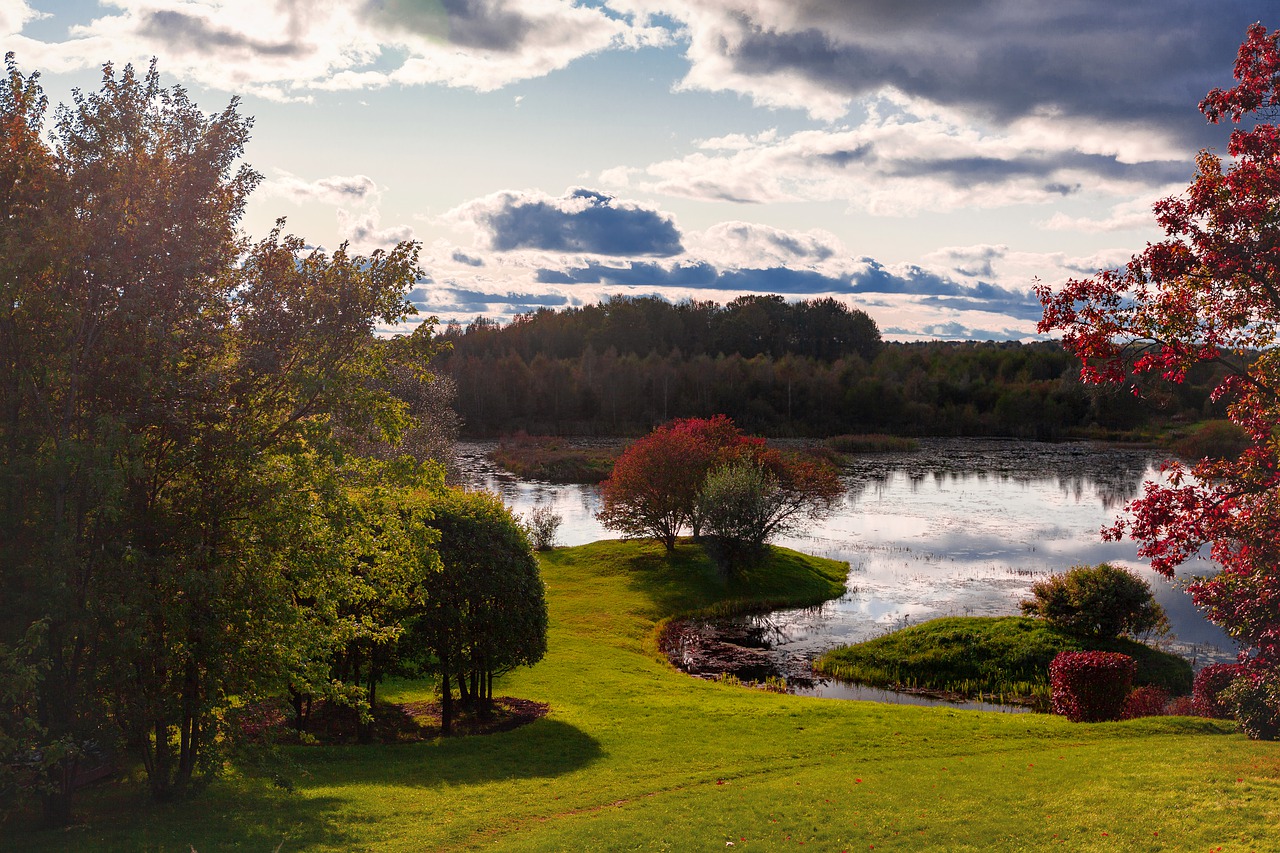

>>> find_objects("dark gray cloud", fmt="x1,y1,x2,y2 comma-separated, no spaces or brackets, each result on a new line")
686,0,1271,147
887,151,1190,189
532,257,1037,315
451,250,485,266
416,287,571,315
141,10,304,56
474,189,684,256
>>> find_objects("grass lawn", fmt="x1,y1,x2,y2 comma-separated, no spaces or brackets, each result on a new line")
15,539,1280,852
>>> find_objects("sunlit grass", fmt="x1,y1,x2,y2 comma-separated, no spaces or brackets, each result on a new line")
815,615,1193,705
16,539,1280,852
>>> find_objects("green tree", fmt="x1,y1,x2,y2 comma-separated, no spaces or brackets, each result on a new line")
416,489,547,735
0,56,428,817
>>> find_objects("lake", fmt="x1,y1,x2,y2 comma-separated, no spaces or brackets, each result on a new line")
457,437,1237,703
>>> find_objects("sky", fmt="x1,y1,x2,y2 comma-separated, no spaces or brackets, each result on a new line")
4,0,1275,341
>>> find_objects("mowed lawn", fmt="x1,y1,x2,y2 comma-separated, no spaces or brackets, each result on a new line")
19,540,1280,852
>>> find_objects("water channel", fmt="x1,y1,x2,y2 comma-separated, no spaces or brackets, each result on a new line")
457,438,1237,710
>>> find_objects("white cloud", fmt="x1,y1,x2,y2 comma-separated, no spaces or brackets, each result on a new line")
9,0,668,100
602,106,1185,214
262,171,381,206
1039,194,1170,233
337,206,415,252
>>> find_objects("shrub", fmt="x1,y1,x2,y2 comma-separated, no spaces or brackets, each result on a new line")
1192,662,1246,719
1121,685,1170,720
524,505,563,551
1220,669,1280,741
1020,563,1168,640
1049,651,1136,722
1166,695,1198,716
1172,420,1250,461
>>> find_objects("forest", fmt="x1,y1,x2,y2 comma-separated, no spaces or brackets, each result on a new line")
434,296,1230,439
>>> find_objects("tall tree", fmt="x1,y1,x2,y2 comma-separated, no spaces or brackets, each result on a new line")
1038,23,1280,685
0,55,429,816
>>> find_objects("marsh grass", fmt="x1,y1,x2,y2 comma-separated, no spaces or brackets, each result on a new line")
15,541,1278,853
826,433,921,453
489,434,619,483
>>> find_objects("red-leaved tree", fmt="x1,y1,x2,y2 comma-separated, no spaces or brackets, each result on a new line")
597,415,840,553
1037,23,1280,671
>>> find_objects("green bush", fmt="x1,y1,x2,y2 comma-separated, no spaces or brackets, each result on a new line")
1221,669,1280,740
1020,563,1168,640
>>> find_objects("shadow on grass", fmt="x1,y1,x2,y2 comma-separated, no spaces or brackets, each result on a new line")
10,719,603,853
290,717,603,789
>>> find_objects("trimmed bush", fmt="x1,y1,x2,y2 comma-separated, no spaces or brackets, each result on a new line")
1220,669,1280,741
1121,685,1170,720
1192,662,1246,719
1049,651,1136,722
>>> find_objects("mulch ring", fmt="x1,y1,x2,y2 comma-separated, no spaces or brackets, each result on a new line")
241,697,550,745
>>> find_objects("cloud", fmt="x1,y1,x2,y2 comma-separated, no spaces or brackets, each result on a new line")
603,113,1189,213
337,207,415,251
611,0,1264,148
11,0,669,100
262,172,381,206
451,188,684,256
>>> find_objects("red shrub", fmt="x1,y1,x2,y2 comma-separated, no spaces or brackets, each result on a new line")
1192,663,1246,719
1165,695,1198,717
1121,686,1170,720
1050,651,1136,722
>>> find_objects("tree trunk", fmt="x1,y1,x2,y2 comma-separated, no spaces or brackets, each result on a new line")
440,651,453,736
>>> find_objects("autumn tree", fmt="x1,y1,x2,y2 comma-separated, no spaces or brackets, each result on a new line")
1037,24,1280,701
597,416,758,550
597,415,842,556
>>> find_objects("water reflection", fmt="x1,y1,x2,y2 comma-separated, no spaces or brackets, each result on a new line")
457,437,1238,697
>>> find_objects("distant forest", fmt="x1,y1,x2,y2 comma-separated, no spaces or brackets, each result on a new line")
432,295,1228,438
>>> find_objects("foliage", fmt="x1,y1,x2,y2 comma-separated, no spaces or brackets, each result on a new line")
1192,662,1247,719
414,489,547,734
597,416,760,550
439,329,1223,439
0,56,445,819
597,416,841,555
1037,23,1280,669
1121,686,1171,720
698,456,842,576
814,616,1191,703
524,505,563,551
1220,668,1280,740
1171,419,1251,461
1049,651,1137,722
1019,563,1169,640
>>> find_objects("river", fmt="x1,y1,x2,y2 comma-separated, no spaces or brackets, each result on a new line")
456,437,1237,706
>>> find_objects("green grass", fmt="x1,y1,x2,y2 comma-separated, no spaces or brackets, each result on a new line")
814,616,1193,706
14,540,1280,852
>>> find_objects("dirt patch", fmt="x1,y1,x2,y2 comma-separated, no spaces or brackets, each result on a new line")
243,697,550,745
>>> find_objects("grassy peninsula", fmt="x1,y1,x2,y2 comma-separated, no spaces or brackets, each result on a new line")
18,540,1279,852
815,616,1193,707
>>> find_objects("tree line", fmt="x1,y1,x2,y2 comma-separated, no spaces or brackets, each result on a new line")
0,57,542,825
436,319,1229,438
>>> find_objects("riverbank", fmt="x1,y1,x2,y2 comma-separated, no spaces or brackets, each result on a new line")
20,538,1277,852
